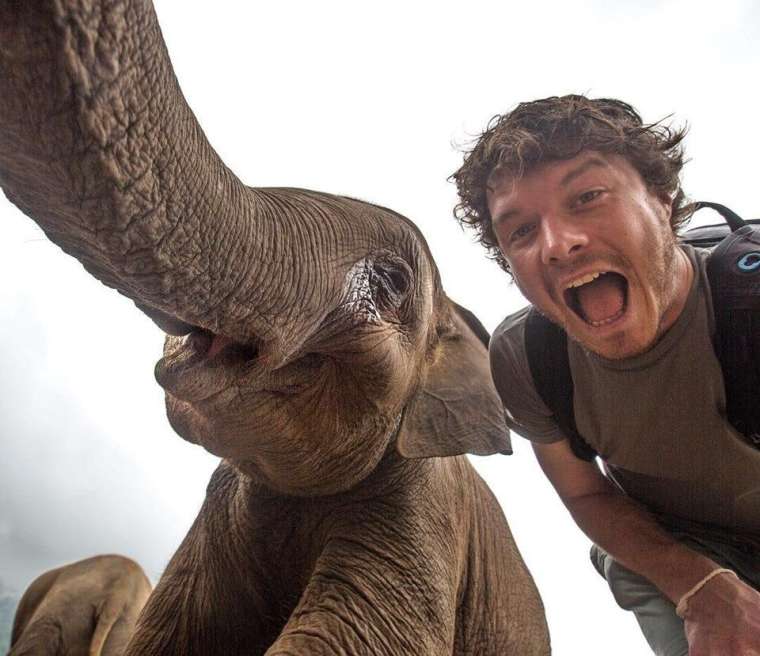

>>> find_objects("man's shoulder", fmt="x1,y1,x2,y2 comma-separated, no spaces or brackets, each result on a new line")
491,305,532,350
489,304,566,444
489,305,532,378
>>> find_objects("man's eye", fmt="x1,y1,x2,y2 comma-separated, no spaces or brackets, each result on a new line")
510,222,535,242
578,189,603,205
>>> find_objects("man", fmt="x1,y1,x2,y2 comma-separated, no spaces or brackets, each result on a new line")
452,95,760,655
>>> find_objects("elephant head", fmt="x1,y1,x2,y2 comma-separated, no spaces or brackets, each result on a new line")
0,1,510,496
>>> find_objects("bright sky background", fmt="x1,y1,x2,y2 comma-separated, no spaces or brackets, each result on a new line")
1,2,759,653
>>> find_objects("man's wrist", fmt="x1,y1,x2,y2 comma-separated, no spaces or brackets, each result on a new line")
675,568,738,618
646,543,725,603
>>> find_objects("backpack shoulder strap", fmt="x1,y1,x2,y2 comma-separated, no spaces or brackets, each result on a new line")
524,308,598,461
699,203,760,447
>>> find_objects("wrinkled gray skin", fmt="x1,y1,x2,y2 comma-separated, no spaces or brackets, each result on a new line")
9,555,152,656
0,1,550,654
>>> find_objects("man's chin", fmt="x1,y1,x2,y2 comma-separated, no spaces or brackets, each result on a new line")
567,322,652,360
561,310,650,360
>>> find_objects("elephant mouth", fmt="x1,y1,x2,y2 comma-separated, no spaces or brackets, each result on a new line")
186,328,261,362
155,326,264,403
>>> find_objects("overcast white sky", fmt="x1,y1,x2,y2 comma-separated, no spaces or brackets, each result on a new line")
2,1,759,653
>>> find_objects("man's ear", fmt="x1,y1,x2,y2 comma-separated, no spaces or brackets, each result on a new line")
396,301,512,458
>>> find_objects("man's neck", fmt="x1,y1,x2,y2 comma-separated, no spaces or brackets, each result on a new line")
657,245,694,341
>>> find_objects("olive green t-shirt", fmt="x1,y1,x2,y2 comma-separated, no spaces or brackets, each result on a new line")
490,246,760,536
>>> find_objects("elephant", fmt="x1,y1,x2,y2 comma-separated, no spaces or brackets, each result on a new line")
0,1,550,654
8,555,152,656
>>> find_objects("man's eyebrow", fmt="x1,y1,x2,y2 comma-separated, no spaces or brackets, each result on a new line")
492,208,520,229
560,157,609,187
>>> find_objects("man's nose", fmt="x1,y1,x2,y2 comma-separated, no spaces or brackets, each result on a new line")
539,216,589,265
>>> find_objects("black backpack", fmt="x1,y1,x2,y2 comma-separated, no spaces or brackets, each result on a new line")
524,202,760,461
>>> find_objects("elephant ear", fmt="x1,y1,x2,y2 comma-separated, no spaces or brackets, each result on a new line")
396,300,512,458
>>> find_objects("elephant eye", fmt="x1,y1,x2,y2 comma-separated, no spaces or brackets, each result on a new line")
378,267,408,297
371,258,411,310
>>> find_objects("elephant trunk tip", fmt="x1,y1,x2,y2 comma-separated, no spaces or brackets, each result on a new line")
133,302,196,336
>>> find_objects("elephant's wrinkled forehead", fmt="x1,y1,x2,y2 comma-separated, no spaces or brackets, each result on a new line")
256,187,436,274
338,194,444,294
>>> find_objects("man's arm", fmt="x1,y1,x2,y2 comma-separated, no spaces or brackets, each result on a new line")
533,439,760,656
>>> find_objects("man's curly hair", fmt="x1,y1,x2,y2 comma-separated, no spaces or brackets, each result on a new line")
451,95,690,273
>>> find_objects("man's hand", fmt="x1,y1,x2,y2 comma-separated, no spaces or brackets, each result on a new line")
682,571,760,656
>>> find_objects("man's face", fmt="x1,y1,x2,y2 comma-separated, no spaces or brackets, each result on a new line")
488,151,692,359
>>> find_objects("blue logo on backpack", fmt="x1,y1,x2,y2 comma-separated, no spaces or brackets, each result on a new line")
737,252,760,272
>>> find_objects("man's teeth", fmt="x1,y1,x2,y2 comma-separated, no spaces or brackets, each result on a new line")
587,307,625,327
566,271,606,288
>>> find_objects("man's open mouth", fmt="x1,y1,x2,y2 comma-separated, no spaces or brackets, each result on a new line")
563,271,628,327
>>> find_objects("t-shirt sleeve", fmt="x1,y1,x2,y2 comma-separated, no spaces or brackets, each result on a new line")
489,309,566,444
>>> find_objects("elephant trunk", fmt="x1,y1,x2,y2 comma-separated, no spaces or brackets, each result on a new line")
0,1,282,346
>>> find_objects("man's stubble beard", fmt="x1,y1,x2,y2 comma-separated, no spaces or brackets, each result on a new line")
651,224,683,339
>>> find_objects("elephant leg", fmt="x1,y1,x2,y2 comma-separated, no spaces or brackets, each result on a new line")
265,536,459,656
10,566,61,648
456,472,551,656
9,555,152,656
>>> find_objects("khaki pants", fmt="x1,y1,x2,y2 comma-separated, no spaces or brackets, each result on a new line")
590,530,760,656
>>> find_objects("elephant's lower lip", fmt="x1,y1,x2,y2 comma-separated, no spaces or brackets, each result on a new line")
154,352,237,402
